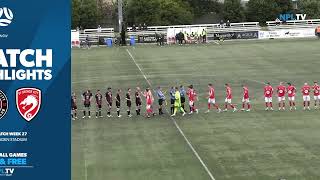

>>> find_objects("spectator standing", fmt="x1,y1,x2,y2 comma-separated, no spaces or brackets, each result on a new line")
226,20,231,27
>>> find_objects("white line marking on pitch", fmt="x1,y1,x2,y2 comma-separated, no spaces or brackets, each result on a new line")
84,159,88,180
126,49,216,180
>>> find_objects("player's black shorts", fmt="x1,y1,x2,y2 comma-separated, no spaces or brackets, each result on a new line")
84,103,90,108
72,105,77,110
158,99,164,106
127,101,131,107
136,99,142,106
97,104,102,109
116,102,120,108
181,96,185,103
171,99,174,105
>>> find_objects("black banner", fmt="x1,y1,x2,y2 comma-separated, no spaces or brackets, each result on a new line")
138,34,158,43
213,31,258,40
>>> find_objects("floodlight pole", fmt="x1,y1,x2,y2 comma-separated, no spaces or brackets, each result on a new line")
118,0,123,32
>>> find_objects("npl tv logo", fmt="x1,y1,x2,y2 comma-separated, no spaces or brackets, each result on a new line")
0,168,14,176
0,7,14,27
279,13,307,21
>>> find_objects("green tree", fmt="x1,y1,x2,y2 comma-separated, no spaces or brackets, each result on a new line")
246,0,281,25
72,0,81,29
298,0,320,19
275,0,293,13
223,0,245,22
125,0,161,25
79,0,100,28
159,0,193,25
125,0,193,26
184,0,222,17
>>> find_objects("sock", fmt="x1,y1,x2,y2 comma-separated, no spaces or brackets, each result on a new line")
242,103,245,109
208,104,210,109
270,103,273,107
74,112,77,117
117,111,120,116
171,106,174,114
248,104,251,109
283,102,285,108
83,111,86,116
303,101,306,107
225,104,227,109
182,104,185,111
289,101,292,106
99,111,101,116
278,103,281,108
230,104,234,109
127,110,130,115
96,111,98,117
293,102,295,106
71,114,74,118
190,106,192,112
88,111,90,116
107,111,110,115
136,109,139,115
265,103,268,107
308,101,310,107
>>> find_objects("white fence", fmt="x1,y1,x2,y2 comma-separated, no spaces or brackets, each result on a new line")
71,19,320,46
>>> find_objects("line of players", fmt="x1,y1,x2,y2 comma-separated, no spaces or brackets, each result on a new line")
71,81,320,120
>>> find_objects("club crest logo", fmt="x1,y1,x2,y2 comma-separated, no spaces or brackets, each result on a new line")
0,7,14,27
0,90,8,119
16,88,41,122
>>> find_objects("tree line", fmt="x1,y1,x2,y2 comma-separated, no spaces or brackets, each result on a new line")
72,0,320,29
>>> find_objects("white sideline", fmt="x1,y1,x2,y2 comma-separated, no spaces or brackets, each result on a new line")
84,159,88,180
126,49,216,180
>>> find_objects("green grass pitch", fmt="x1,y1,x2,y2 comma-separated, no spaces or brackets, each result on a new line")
72,39,320,180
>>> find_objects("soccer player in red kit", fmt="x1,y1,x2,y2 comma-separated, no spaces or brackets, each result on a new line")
287,83,297,110
277,82,286,110
186,85,198,114
241,85,251,112
264,82,274,111
301,82,311,110
205,84,221,113
144,88,154,118
312,81,320,109
224,83,237,112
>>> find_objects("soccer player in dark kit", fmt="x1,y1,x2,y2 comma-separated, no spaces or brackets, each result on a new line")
95,90,103,118
135,87,142,115
115,89,122,118
126,88,133,117
82,90,93,118
105,87,113,118
71,92,77,120
157,86,166,115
